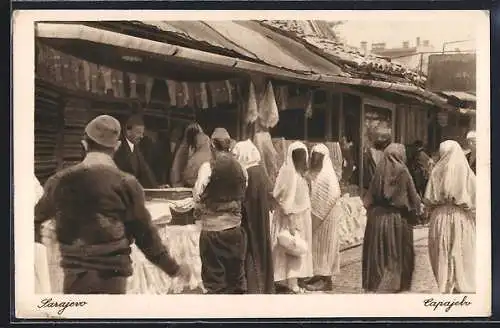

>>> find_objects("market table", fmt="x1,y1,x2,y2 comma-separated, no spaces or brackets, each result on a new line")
39,191,366,294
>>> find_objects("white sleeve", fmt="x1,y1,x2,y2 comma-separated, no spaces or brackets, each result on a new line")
193,162,212,203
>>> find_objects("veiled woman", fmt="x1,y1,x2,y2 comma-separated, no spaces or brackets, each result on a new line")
232,139,275,294
182,133,212,188
306,143,342,292
424,140,476,294
362,143,421,293
271,141,313,293
170,123,204,187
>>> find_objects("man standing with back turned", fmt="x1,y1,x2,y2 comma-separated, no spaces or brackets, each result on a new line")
35,115,190,294
193,127,248,294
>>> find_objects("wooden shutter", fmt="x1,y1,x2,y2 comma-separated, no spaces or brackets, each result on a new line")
34,82,61,184
61,97,90,169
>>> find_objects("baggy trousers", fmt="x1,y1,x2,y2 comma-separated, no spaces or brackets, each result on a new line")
199,226,247,294
63,269,128,294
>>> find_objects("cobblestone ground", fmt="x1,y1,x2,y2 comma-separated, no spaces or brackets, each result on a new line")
323,226,438,294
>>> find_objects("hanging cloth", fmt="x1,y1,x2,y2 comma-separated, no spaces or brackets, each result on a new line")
257,81,279,128
225,80,234,104
165,80,177,107
305,90,314,118
145,77,154,104
246,81,259,124
82,61,91,92
181,82,190,107
200,82,209,109
102,67,113,95
128,73,138,98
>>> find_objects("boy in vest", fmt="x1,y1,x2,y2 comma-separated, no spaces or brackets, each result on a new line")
193,128,248,294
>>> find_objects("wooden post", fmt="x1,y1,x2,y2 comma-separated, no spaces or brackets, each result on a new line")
325,91,333,141
338,92,344,140
359,98,365,192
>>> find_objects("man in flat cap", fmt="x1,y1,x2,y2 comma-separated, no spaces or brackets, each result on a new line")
35,115,190,294
114,114,158,188
193,127,248,294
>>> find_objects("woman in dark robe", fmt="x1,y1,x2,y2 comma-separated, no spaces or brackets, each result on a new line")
232,139,275,294
170,123,204,187
362,133,391,195
362,143,422,293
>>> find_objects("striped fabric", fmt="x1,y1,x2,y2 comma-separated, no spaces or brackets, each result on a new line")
311,207,341,276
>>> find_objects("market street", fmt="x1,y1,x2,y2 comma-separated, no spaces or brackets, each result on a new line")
326,226,438,294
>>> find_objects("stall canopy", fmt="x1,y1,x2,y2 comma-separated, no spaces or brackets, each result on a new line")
35,21,452,109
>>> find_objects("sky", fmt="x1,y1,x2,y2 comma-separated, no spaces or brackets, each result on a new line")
334,20,477,52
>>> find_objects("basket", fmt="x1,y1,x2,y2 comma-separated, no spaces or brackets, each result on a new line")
277,229,308,257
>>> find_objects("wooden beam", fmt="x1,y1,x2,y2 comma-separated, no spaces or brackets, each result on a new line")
338,92,344,140
359,98,365,193
325,91,333,141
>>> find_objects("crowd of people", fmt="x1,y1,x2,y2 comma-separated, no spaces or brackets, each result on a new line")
33,113,477,295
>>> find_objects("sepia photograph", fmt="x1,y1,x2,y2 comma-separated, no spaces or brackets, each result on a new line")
13,10,490,319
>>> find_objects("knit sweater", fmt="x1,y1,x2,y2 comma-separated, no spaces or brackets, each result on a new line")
34,152,180,277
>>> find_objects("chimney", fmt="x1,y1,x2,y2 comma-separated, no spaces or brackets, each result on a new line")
360,41,368,54
423,40,430,47
416,37,421,47
403,41,409,48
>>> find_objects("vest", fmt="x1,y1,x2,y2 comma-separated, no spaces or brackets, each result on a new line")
199,152,247,231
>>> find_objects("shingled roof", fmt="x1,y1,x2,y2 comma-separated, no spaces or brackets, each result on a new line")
259,20,428,88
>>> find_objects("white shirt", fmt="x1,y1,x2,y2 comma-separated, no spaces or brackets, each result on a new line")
193,161,248,203
126,138,135,152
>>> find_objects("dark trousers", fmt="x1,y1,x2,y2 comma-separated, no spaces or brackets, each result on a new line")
63,269,127,294
199,226,247,294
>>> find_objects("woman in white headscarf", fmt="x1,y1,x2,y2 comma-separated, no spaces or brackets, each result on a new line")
232,140,275,294
271,141,313,293
305,144,342,292
34,174,52,294
424,140,476,294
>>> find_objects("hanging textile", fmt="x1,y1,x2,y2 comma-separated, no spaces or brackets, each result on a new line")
257,81,279,128
145,77,154,104
127,73,138,98
305,90,314,118
200,82,209,109
246,81,258,124
225,80,234,104
82,61,91,92
180,82,190,107
102,67,113,95
275,85,289,111
207,82,219,108
166,80,177,107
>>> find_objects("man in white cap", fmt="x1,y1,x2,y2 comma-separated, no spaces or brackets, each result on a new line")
193,127,248,294
35,115,190,294
465,130,476,174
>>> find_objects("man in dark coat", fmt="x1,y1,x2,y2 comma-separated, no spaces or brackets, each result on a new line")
35,115,190,294
114,115,158,188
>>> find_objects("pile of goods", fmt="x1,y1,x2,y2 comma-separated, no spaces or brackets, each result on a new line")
128,223,204,294
260,20,427,87
335,195,367,250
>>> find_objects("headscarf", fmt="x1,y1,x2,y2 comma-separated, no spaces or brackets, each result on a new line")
170,123,203,187
182,133,212,188
253,131,279,186
366,143,421,212
273,141,310,215
232,139,262,170
310,144,341,221
424,140,475,210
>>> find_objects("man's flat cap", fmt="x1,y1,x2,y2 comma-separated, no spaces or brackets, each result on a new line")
85,115,121,148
